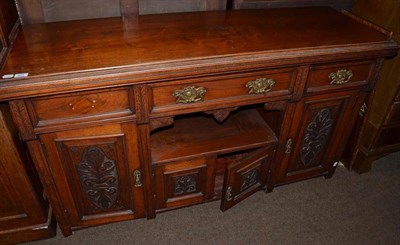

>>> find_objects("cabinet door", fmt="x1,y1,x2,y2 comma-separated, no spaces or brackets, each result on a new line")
153,157,216,211
221,147,275,211
40,123,145,229
278,91,359,184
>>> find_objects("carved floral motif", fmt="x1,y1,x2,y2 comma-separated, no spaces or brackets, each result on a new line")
300,108,333,166
150,117,174,132
240,168,260,192
174,174,197,195
77,146,118,209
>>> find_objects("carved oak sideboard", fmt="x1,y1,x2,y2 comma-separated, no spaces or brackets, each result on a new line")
0,8,397,237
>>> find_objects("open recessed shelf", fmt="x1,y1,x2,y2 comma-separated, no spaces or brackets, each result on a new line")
151,108,278,164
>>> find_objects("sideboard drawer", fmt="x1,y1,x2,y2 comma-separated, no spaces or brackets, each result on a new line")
26,87,135,128
150,68,297,114
306,61,375,94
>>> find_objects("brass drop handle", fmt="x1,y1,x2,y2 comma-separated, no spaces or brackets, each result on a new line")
133,170,142,187
225,186,233,202
329,69,353,85
285,138,293,154
246,78,275,94
173,86,207,104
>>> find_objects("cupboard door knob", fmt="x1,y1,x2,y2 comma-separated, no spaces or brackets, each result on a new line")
225,186,233,202
329,69,353,85
172,86,207,104
246,78,275,94
285,138,293,154
133,170,142,187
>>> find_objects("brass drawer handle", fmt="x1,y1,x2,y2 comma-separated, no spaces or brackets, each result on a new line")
329,69,353,85
133,170,142,187
246,78,275,94
173,86,207,104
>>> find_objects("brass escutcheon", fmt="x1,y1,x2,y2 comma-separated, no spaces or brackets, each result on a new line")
285,138,293,154
133,170,142,187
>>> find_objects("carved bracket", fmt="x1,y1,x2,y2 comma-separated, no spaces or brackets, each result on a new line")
204,107,239,123
150,117,174,132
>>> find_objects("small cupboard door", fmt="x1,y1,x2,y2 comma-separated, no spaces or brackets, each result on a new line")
277,91,360,184
221,147,275,211
39,123,145,229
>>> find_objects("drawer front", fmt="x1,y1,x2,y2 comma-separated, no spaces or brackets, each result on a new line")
306,61,374,94
153,157,216,211
26,87,135,128
150,68,297,114
384,101,400,125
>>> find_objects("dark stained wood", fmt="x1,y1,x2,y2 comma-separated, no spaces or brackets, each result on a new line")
0,0,19,44
0,7,397,238
384,101,400,125
39,123,145,233
0,0,19,67
136,124,156,219
25,87,135,132
0,8,392,79
0,104,55,244
305,60,375,94
274,90,360,184
151,109,278,164
0,9,396,102
153,157,216,211
221,147,274,211
150,68,296,115
341,0,400,173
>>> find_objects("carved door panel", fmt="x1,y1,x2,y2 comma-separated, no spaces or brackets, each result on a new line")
153,157,216,211
40,123,145,228
220,147,275,211
278,91,359,184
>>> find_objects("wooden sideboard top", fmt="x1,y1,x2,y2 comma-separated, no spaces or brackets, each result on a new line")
0,7,397,101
